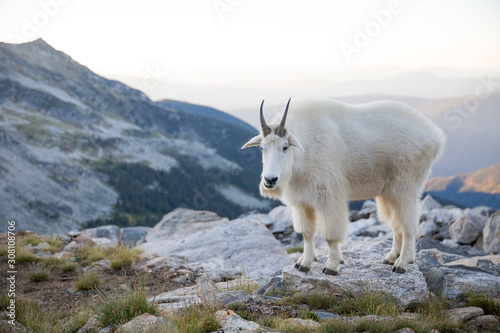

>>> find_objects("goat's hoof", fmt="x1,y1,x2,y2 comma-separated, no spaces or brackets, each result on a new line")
294,262,300,269
392,266,407,274
383,260,393,265
322,267,338,276
297,265,310,272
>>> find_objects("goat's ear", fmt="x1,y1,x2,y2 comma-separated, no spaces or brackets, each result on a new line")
241,135,262,149
288,135,304,152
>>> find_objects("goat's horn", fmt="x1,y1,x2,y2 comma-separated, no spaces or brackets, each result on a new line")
260,99,271,136
277,98,291,137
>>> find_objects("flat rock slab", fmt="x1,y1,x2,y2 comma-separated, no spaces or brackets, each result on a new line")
445,307,484,324
282,240,429,307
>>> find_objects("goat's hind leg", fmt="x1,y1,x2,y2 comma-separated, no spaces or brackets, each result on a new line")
391,196,419,274
292,205,317,272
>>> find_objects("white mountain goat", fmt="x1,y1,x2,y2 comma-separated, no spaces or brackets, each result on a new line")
242,98,445,274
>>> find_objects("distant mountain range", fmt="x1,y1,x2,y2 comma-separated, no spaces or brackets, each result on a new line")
426,163,500,209
0,39,268,234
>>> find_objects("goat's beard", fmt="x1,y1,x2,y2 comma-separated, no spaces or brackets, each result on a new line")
259,181,282,200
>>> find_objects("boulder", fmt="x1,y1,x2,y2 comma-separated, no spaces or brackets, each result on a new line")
348,217,378,237
283,318,321,329
449,209,487,245
215,310,262,332
357,200,377,219
417,219,438,238
76,315,101,333
420,195,442,218
483,211,500,254
82,225,120,242
141,212,293,282
116,313,167,333
445,307,484,324
120,226,151,246
282,240,429,307
465,315,500,332
426,207,462,225
143,208,228,244
75,234,96,247
268,205,292,226
415,249,500,300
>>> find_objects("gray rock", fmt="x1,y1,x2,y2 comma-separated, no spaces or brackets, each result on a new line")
357,200,377,219
417,219,438,238
141,214,293,282
67,230,81,237
91,237,116,247
255,276,285,296
424,267,445,295
143,208,228,244
449,209,487,245
420,195,442,219
427,207,462,225
35,251,52,258
416,237,469,257
99,326,113,333
472,206,496,217
116,313,167,333
283,318,321,329
445,306,484,324
218,290,250,306
195,275,219,306
82,225,120,242
483,211,500,254
120,226,151,246
465,315,500,332
314,310,341,320
215,310,262,332
348,217,378,237
77,315,101,333
268,205,292,226
282,240,429,307
0,320,32,333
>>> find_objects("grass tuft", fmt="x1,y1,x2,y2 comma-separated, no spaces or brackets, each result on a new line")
170,305,220,333
43,257,66,269
77,246,105,265
96,280,158,327
61,262,78,273
466,290,500,316
75,270,101,291
29,269,49,282
104,245,142,270
16,247,41,263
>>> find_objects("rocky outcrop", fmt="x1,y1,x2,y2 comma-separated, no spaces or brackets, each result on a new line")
484,212,500,254
282,240,428,307
140,209,293,282
449,209,487,245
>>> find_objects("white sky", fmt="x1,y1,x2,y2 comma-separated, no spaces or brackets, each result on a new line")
1,0,499,109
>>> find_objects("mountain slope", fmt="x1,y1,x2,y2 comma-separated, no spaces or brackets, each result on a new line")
157,99,256,133
0,39,268,234
426,163,500,208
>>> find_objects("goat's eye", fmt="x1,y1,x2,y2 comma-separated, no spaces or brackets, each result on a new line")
283,146,288,151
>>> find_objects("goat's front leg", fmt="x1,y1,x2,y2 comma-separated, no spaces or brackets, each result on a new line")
292,205,317,272
294,230,316,272
323,239,344,275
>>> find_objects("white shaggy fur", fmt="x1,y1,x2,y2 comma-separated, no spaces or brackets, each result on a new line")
242,98,445,274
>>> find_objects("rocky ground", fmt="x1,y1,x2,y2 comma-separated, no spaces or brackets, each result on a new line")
2,195,500,332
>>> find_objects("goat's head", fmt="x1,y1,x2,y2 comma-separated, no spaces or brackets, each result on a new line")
241,99,304,196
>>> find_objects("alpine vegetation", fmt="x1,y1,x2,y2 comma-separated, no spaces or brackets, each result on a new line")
242,98,445,275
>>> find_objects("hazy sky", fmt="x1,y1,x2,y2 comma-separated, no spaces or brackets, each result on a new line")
1,0,499,109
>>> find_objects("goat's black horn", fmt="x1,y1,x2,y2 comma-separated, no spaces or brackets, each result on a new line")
260,99,271,136
277,98,291,137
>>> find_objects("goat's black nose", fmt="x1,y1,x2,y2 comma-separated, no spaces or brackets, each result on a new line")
264,177,278,186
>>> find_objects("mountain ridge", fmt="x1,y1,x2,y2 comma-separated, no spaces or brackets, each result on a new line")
0,39,269,234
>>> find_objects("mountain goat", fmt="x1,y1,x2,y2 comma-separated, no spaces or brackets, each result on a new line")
242,98,445,274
